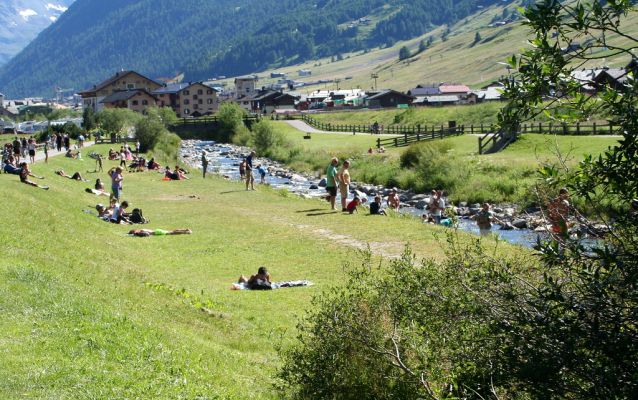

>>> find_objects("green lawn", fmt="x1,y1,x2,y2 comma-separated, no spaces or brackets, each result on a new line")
1,144,495,398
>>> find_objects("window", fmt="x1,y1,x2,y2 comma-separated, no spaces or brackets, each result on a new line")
193,95,198,100
193,104,198,109
206,90,213,95
183,99,189,105
183,90,189,95
127,83,135,89
142,100,148,105
160,94,164,97
101,90,107,94
197,89,203,95
207,99,213,104
112,89,117,93
198,99,203,104
184,109,189,114
122,81,126,84
160,101,165,106
111,83,116,86
143,110,147,115
132,100,138,105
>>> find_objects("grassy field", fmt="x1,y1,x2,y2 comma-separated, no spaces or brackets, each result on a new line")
274,121,620,165
0,144,501,398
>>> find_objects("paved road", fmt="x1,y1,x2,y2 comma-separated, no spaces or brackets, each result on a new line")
284,120,400,137
30,141,97,163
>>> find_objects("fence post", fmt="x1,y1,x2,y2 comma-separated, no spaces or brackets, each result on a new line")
610,123,613,135
440,125,443,139
404,133,408,145
593,122,596,135
577,123,580,135
471,124,474,134
432,126,435,139
377,138,381,148
394,137,398,147
479,137,483,155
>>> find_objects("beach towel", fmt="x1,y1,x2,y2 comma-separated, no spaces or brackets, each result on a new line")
230,280,315,290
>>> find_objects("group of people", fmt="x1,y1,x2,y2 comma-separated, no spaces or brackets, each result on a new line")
8,136,38,164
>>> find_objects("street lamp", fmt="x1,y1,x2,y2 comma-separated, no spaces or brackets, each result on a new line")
371,73,378,90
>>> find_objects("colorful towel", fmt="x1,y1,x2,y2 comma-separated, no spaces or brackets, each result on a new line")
230,280,315,290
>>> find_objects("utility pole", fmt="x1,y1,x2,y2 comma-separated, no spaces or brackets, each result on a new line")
371,73,378,90
335,78,341,90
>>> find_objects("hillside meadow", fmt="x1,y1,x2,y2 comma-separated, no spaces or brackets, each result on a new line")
0,143,513,398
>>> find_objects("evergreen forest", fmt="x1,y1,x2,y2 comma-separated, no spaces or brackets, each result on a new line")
0,0,507,98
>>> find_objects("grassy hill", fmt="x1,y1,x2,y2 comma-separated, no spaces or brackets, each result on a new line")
209,1,638,93
0,142,481,397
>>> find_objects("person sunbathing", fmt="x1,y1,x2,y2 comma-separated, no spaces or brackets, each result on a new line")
95,203,112,218
173,165,189,180
18,162,48,189
56,170,87,181
238,267,271,288
128,228,192,237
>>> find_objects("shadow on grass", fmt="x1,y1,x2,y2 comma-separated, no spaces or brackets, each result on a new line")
295,209,324,213
219,190,246,195
306,211,338,216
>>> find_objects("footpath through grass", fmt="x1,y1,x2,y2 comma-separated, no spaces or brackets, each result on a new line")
0,143,496,398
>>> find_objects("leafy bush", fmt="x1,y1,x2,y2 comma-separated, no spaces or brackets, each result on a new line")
231,124,254,147
218,102,247,143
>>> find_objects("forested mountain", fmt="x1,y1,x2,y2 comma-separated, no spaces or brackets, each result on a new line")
0,0,75,66
0,0,506,98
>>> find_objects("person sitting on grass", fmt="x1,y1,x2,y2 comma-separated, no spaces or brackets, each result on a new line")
128,228,192,237
56,170,88,181
346,196,365,214
18,162,48,190
148,158,159,170
108,148,117,160
367,147,374,154
238,267,271,288
65,149,76,158
173,165,189,180
165,166,174,179
110,200,131,224
75,151,82,160
369,195,388,216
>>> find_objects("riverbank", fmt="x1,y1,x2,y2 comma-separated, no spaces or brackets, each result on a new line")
180,139,605,246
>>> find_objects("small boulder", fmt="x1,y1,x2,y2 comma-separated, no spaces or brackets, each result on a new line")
512,219,528,229
309,184,319,190
318,178,327,187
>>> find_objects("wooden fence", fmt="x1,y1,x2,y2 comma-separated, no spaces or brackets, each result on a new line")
468,122,618,136
302,114,447,135
376,126,465,148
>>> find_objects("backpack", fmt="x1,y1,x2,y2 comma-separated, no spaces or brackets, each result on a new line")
129,208,148,224
476,210,491,229
250,279,272,290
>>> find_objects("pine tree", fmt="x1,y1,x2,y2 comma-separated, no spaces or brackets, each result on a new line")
474,31,482,45
418,39,426,53
399,46,411,60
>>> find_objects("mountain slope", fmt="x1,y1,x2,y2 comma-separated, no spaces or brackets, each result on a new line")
0,0,304,98
0,0,75,66
0,0,508,98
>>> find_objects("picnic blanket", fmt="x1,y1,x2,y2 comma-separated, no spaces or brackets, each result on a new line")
231,280,315,290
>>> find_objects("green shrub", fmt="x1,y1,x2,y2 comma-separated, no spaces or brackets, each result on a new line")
231,124,254,147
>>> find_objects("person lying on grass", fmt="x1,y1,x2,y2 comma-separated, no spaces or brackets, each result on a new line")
3,158,17,174
18,162,48,190
95,203,112,218
56,170,88,181
128,228,192,237
85,178,110,196
238,267,271,287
